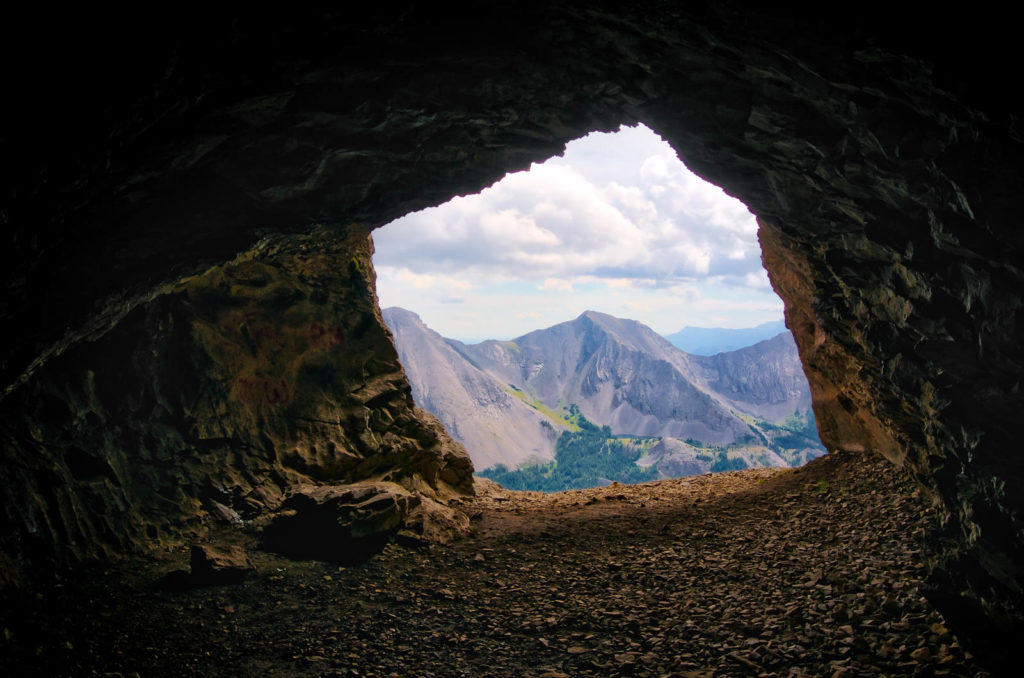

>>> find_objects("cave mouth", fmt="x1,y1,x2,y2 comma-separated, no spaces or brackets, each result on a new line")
2,5,1020,669
373,124,825,490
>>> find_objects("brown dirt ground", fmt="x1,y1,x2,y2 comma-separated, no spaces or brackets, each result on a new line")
0,449,990,677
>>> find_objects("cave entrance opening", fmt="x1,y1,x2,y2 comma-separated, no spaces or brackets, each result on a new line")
372,123,826,492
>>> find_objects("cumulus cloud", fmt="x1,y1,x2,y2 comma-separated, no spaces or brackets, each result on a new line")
373,124,782,339
375,267,473,291
374,124,761,290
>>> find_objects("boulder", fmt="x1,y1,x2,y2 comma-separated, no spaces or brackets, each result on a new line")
398,497,472,547
261,482,419,563
189,543,254,585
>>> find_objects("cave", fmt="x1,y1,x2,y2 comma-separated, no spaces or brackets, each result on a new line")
2,3,1022,673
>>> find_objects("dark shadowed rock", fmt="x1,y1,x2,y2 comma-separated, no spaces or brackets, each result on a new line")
400,496,473,546
189,543,254,585
0,230,474,586
5,449,985,676
261,482,419,563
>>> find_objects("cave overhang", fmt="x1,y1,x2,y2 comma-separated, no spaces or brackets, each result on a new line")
2,3,1022,670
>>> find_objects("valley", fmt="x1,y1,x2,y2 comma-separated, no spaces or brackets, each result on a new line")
384,308,825,489
480,404,822,492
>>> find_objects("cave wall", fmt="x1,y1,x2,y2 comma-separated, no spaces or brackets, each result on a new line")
2,2,1022,669
0,227,472,585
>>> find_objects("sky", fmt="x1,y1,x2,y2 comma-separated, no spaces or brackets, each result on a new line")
373,124,785,343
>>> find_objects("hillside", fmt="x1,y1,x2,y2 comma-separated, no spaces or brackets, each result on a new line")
480,405,660,492
382,307,563,469
454,311,751,443
385,309,824,478
694,331,815,422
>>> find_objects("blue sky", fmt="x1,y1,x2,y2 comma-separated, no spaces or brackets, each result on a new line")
373,124,785,342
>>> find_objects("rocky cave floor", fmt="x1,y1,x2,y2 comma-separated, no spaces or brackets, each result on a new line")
1,450,990,677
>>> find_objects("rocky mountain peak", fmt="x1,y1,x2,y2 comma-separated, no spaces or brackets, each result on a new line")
388,308,821,472
382,306,424,325
564,310,679,357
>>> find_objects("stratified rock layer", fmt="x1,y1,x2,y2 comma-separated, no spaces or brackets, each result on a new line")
2,3,1022,670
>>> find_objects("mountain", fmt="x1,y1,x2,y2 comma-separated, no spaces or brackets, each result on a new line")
384,308,824,476
453,311,751,444
693,331,814,422
382,307,561,470
664,319,788,355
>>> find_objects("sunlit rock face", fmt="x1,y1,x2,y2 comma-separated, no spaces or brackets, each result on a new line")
2,2,1021,669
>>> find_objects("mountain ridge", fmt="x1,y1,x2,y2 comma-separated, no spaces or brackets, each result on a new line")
665,319,788,355
382,307,563,470
384,308,823,474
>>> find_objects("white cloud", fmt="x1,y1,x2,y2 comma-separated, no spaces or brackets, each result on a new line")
743,270,773,289
372,124,783,339
375,266,472,291
640,154,670,182
540,277,575,292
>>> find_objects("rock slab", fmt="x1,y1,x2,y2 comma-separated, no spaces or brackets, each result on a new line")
261,482,418,563
189,543,254,585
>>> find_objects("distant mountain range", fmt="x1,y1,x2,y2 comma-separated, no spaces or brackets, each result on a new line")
384,308,824,481
664,319,788,355
382,307,560,470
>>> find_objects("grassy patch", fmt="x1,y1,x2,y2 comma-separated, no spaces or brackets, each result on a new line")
809,479,830,495
479,407,656,492
502,386,580,431
498,341,521,355
735,409,826,466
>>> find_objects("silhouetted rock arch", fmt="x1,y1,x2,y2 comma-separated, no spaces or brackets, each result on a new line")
2,3,1021,670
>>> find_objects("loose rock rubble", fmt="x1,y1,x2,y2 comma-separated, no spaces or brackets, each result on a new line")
261,482,420,563
0,450,988,676
189,544,255,586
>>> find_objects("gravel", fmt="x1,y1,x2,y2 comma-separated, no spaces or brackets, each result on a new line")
0,449,989,677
